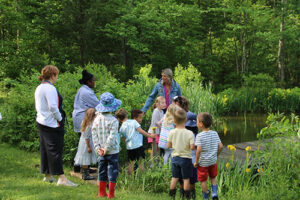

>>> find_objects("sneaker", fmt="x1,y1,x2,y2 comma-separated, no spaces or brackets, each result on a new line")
88,168,97,173
57,179,78,187
43,177,57,183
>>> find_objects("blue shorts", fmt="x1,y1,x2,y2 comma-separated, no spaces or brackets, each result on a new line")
172,157,193,179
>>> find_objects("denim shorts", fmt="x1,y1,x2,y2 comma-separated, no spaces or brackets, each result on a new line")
172,156,193,179
98,153,119,182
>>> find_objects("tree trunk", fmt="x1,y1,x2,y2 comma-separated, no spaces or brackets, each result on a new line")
234,34,240,74
278,0,286,87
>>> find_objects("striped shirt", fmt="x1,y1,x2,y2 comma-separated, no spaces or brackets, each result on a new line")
195,130,221,167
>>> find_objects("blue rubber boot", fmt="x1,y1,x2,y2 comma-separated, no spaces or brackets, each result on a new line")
212,184,219,200
202,191,210,200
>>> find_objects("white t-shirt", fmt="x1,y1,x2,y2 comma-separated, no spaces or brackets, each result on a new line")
195,130,221,167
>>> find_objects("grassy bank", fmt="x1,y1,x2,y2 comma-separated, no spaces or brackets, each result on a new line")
0,143,168,200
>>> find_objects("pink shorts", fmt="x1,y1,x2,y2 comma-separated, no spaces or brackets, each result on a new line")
148,135,159,144
197,163,218,182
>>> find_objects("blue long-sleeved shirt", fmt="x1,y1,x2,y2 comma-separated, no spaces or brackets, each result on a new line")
141,79,182,113
72,85,100,132
186,111,197,127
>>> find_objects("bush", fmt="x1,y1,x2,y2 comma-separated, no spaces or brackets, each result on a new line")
257,113,299,139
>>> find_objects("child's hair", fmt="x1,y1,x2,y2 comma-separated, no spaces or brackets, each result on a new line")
173,96,189,112
152,96,165,110
115,108,128,121
131,109,143,119
163,104,182,127
174,109,187,124
81,108,97,132
197,112,213,128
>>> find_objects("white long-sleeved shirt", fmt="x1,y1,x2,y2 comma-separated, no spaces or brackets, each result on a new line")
35,82,62,128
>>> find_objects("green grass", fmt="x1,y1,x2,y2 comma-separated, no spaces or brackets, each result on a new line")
0,143,168,200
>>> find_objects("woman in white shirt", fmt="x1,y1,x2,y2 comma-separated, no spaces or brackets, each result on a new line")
35,65,77,187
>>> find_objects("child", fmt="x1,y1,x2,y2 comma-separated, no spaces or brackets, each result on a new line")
148,96,166,157
116,109,155,175
194,112,223,200
74,108,97,180
173,96,198,199
167,109,195,200
92,92,121,198
158,104,181,166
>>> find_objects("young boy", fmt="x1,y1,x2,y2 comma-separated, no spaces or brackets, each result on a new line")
116,109,155,175
91,92,121,198
194,112,223,200
167,109,195,200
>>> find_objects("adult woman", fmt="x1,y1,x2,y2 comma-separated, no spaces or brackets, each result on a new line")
141,68,182,113
35,65,77,186
72,70,99,173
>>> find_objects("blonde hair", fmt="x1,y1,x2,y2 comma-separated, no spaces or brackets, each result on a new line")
163,104,182,127
81,108,97,132
152,96,165,110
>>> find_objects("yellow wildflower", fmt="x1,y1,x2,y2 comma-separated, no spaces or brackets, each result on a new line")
245,146,252,152
227,145,236,152
245,168,251,173
147,149,152,154
257,168,263,173
224,126,228,136
253,98,256,103
226,162,230,168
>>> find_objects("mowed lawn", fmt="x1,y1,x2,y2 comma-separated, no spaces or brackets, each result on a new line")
0,143,168,200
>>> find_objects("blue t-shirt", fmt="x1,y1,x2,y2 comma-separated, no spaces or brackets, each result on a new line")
119,119,142,150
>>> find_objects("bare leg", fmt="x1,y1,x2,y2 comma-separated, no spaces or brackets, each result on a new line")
211,177,217,185
183,179,190,191
140,159,145,173
201,180,208,193
128,162,134,175
170,177,179,189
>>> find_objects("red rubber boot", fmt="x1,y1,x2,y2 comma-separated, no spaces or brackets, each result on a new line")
107,182,116,199
98,181,107,197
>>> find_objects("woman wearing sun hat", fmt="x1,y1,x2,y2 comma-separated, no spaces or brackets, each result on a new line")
91,92,121,198
72,70,99,172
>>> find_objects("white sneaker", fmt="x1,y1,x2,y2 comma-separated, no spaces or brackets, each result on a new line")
57,179,78,187
43,177,57,183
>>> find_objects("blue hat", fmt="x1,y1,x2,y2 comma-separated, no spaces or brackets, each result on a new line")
96,92,121,112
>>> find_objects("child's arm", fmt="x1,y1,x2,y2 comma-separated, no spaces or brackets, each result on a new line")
217,142,223,156
194,146,202,167
190,144,195,150
137,127,156,138
85,138,92,153
167,141,172,148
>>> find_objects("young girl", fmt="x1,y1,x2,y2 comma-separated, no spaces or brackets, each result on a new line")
148,96,166,157
158,104,182,166
74,108,97,180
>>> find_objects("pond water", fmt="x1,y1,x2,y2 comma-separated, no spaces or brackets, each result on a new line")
213,114,268,146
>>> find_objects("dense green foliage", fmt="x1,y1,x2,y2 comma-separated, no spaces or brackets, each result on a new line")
1,0,299,90
258,113,300,139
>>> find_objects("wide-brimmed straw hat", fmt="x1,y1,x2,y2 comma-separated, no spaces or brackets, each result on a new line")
95,92,121,112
